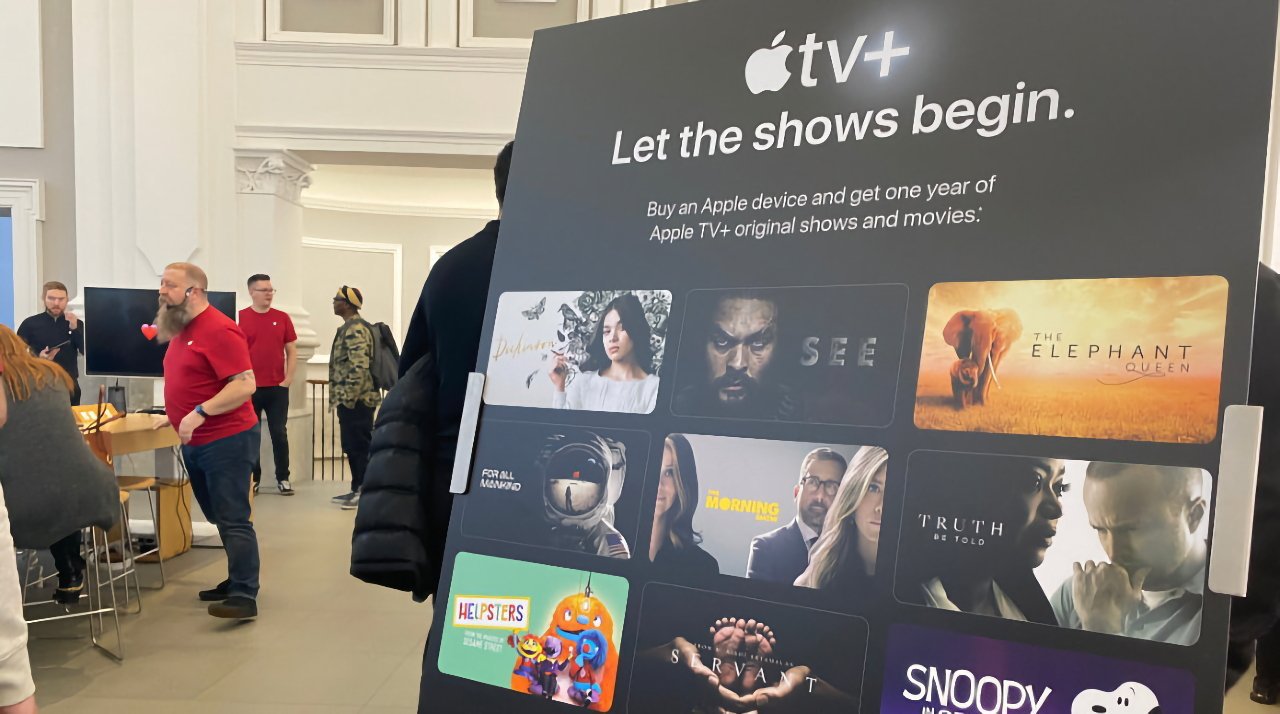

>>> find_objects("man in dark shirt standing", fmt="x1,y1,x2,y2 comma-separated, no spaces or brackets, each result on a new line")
398,140,512,593
17,281,84,405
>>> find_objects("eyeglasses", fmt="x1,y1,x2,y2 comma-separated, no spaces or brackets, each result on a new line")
800,475,841,497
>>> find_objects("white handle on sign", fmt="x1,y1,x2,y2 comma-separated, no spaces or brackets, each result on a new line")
1208,404,1264,597
450,372,487,495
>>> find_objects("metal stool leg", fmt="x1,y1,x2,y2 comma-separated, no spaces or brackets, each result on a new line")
146,486,165,587
26,527,123,662
98,495,143,615
20,548,56,606
21,550,37,603
87,526,123,661
117,498,142,613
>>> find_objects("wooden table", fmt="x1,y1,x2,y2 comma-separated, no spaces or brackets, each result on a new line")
96,413,193,562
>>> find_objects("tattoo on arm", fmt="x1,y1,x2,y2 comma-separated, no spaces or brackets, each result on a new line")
229,370,255,383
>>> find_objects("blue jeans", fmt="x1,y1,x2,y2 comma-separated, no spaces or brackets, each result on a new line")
182,426,261,599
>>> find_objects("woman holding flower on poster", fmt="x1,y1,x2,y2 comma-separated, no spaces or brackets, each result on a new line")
549,294,660,414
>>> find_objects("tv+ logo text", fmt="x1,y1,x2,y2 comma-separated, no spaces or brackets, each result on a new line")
744,30,910,95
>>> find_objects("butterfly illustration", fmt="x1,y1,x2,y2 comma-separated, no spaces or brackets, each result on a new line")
558,304,582,331
521,297,546,321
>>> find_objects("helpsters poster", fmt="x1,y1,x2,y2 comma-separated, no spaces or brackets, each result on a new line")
439,554,629,710
422,0,1277,712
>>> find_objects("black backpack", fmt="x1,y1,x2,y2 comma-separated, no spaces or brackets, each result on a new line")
360,319,401,391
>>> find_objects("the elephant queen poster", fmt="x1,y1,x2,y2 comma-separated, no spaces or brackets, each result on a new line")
914,276,1228,443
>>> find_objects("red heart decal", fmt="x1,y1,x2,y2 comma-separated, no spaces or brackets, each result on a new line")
141,324,159,340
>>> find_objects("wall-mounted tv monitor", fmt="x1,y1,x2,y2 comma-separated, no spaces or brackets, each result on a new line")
84,287,237,378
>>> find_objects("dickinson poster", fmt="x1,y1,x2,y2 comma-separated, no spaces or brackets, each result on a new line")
422,1,1278,712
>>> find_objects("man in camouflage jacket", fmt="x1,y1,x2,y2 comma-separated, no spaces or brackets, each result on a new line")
329,286,382,509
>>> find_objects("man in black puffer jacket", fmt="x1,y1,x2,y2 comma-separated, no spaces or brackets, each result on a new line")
349,142,513,601
348,354,449,601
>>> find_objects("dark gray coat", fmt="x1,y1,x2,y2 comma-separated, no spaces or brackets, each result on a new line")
0,381,117,549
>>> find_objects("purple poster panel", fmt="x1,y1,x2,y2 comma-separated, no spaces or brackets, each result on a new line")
880,624,1194,714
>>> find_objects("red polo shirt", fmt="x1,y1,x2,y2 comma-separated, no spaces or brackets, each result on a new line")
238,306,297,388
163,307,258,446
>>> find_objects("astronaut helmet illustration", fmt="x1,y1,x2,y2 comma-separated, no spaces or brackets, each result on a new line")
1070,681,1161,714
538,431,626,528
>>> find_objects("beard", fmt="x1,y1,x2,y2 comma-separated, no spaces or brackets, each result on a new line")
711,367,763,409
154,296,193,343
802,503,829,530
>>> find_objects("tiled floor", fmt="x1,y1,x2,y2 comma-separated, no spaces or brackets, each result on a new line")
18,479,1277,713
24,480,431,714
1231,672,1274,713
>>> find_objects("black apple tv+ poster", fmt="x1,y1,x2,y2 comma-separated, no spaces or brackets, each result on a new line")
421,1,1277,712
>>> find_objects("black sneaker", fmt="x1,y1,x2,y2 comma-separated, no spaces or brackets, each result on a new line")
199,580,231,602
331,491,356,504
277,480,295,496
54,573,84,605
208,595,257,620
1252,676,1279,705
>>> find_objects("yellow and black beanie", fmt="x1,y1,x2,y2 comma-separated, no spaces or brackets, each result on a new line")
335,286,364,309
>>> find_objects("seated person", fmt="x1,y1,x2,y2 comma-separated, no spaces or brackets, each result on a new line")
0,326,115,605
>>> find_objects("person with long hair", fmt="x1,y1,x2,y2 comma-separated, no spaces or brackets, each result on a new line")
549,294,659,414
649,434,718,576
795,446,889,593
0,364,35,714
0,326,115,607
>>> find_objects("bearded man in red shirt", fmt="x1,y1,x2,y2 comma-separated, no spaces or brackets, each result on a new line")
155,262,261,620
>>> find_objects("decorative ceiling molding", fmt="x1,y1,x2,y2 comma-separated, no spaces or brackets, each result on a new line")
236,124,514,155
235,41,529,74
234,148,315,204
302,195,497,219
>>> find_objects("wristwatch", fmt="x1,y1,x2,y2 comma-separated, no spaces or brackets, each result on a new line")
194,404,208,418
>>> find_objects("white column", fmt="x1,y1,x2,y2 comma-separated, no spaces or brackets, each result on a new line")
427,0,458,47
235,0,266,42
235,148,321,481
133,0,203,275
593,0,623,18
71,0,138,296
400,0,428,47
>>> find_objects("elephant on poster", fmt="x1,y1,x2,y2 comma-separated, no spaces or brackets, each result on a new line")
943,308,1023,409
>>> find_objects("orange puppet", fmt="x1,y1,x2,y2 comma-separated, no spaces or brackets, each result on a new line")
510,577,618,711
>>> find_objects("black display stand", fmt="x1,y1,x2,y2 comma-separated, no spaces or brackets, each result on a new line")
421,2,1279,712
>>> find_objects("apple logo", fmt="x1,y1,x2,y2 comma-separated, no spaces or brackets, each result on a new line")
745,31,793,95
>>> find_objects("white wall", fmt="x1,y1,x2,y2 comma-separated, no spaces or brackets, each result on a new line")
0,0,43,148
300,206,491,367
0,0,76,300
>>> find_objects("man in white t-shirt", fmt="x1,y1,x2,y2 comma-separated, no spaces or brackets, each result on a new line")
1050,462,1207,645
